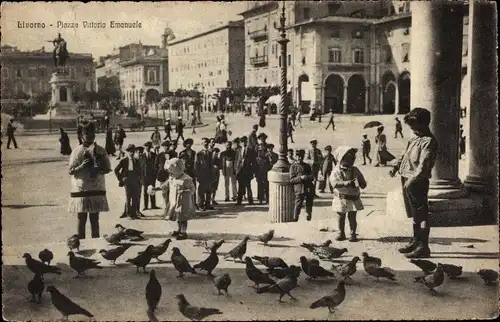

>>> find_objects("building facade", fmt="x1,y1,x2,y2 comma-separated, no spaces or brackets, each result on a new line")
168,21,245,96
0,45,94,100
241,0,469,114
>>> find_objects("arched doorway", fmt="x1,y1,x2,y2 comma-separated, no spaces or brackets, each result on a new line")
298,74,310,112
347,74,366,113
381,71,396,114
60,87,68,102
398,72,410,114
145,89,160,104
324,74,344,114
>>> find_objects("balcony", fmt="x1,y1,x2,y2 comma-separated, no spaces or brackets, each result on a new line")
248,26,268,41
250,55,268,67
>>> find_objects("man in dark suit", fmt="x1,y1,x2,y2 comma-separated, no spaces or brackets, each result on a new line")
176,116,185,144
6,119,18,149
319,145,335,193
155,140,170,181
267,144,279,166
179,138,197,208
115,144,142,219
289,149,315,221
195,138,214,210
141,141,159,210
306,139,323,197
247,124,259,151
236,136,255,205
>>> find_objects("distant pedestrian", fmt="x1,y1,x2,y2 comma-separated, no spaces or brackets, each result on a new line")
59,127,72,156
361,133,372,165
176,116,185,143
151,127,162,154
190,113,197,135
164,119,172,141
325,110,335,131
459,125,466,159
6,119,19,149
395,117,404,138
329,146,367,242
290,149,315,221
105,128,116,156
296,110,302,128
319,145,335,193
287,116,295,143
375,126,394,167
114,124,127,159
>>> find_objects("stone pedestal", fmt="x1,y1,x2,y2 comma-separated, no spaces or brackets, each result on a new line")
49,72,78,118
268,171,295,223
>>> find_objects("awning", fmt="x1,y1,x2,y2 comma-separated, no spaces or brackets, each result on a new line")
265,95,281,105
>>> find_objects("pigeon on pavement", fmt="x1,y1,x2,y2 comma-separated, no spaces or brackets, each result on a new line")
256,271,299,302
171,247,197,278
38,249,54,265
409,259,437,275
193,239,225,253
300,256,335,280
440,263,463,278
27,273,44,303
175,294,223,321
104,231,128,245
139,239,171,262
269,265,302,279
23,253,61,276
224,236,250,262
310,280,346,313
68,251,103,278
213,273,232,295
312,247,348,260
478,269,498,285
116,224,145,239
252,256,288,270
146,269,162,312
365,265,396,282
99,245,132,264
362,252,382,269
193,244,219,276
67,235,80,252
127,245,155,273
301,240,332,249
332,256,360,282
414,264,445,295
244,256,276,287
300,257,320,275
258,229,275,245
46,286,93,319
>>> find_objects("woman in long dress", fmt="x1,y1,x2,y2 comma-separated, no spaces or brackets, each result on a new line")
59,127,72,155
68,122,112,239
374,125,395,166
105,127,116,156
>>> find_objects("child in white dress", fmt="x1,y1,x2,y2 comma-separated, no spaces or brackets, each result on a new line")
329,146,367,242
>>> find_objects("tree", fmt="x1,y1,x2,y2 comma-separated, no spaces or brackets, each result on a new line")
81,90,99,108
97,76,121,110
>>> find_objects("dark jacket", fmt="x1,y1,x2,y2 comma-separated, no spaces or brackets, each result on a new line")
238,145,256,178
195,148,213,182
7,123,16,136
141,151,157,183
114,129,126,145
289,161,315,194
179,148,196,177
220,149,236,174
255,144,272,179
176,122,184,134
322,153,335,175
248,131,258,151
114,157,142,186
307,148,323,167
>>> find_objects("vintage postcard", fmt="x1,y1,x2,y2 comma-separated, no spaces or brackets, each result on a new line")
1,1,498,321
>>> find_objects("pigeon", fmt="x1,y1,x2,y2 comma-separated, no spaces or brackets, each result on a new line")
300,257,320,274
414,264,445,295
116,224,145,239
310,280,346,313
67,235,80,251
478,269,498,285
365,265,396,282
23,253,61,276
333,256,360,282
27,273,44,303
410,259,437,275
224,236,250,262
99,244,132,264
301,240,332,249
193,239,225,253
146,269,162,312
68,251,103,278
244,256,276,287
300,256,335,280
439,263,463,278
193,245,219,276
104,231,128,245
171,247,197,278
213,273,232,295
46,286,93,319
362,252,382,269
258,229,275,245
312,247,348,260
252,256,288,270
269,265,302,279
38,249,54,265
127,245,155,273
139,239,171,262
256,271,299,302
175,294,223,321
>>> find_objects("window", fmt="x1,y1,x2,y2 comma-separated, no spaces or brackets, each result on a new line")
328,48,341,63
462,39,468,57
148,68,158,83
263,45,268,57
287,54,291,66
353,49,364,64
303,7,310,20
402,43,410,62
330,29,340,39
255,47,259,57
38,66,47,77
271,44,275,55
209,71,214,76
16,68,22,78
352,30,364,39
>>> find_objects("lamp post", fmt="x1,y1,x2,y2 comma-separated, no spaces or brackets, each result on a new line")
268,3,295,223
140,88,145,122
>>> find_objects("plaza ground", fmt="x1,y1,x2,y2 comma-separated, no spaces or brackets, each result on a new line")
2,113,498,320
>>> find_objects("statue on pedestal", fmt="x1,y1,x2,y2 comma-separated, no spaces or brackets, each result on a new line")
47,33,69,73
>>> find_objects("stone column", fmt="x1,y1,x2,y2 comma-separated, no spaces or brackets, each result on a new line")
364,87,370,113
342,86,348,114
379,85,383,113
67,86,73,104
409,1,465,199
464,2,498,193
394,84,400,115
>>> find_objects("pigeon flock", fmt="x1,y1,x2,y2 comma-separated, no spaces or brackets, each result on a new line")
20,228,499,321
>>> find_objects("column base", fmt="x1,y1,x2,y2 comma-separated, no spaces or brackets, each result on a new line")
464,175,492,193
428,180,468,199
268,170,295,223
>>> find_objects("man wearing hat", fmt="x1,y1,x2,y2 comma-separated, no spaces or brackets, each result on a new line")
179,138,197,207
394,117,404,139
164,119,172,141
306,139,323,196
325,109,335,131
151,127,162,154
248,124,259,151
155,141,170,181
319,145,335,193
290,149,315,221
255,138,271,204
175,116,185,144
141,141,159,210
113,124,127,160
221,140,238,202
236,135,255,205
114,144,142,219
267,144,278,166
195,138,214,210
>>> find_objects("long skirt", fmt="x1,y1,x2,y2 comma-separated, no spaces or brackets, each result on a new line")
68,193,109,214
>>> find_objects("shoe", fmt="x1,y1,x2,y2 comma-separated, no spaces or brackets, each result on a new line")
231,197,237,201
398,240,419,254
151,206,161,209
349,234,359,242
306,214,312,221
319,190,325,193
206,206,214,210
171,231,180,237
362,163,366,165
119,213,127,218
374,164,380,167
143,207,149,211
212,201,219,205
248,201,254,205
225,198,230,202
336,233,347,241
405,245,431,258
176,233,188,240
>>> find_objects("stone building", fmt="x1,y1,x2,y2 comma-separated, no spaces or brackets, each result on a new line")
167,21,245,96
0,45,94,99
240,0,470,114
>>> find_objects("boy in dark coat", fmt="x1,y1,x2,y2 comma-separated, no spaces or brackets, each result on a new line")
289,149,315,221
114,124,127,159
195,138,214,210
306,139,323,196
115,144,142,219
236,136,256,205
361,133,372,165
141,141,159,210
178,138,197,208
164,119,172,140
319,145,335,193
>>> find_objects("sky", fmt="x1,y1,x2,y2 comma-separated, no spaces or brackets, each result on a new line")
1,1,247,60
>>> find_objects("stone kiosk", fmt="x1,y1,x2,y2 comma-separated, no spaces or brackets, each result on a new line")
48,69,78,117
